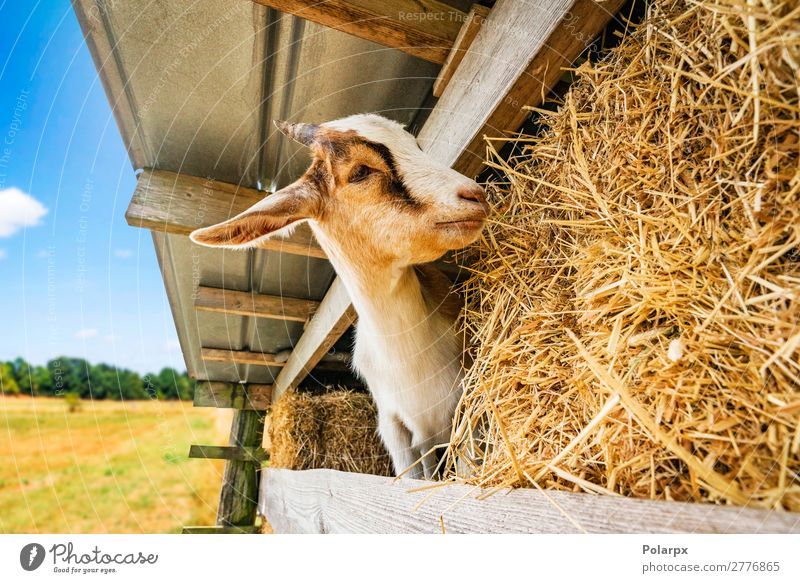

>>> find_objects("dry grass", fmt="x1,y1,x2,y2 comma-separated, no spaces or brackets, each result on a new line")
269,389,392,476
445,0,800,511
0,395,228,533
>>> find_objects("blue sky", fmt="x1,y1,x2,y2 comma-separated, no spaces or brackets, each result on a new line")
0,1,184,374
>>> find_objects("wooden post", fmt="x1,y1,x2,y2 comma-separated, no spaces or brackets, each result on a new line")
216,409,266,527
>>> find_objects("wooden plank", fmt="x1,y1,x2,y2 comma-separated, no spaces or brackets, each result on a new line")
217,410,266,527
200,348,350,371
193,382,273,410
251,0,466,64
201,348,285,368
260,468,800,534
189,444,268,463
182,525,259,534
432,5,490,97
418,0,626,178
194,286,319,322
126,168,325,258
271,277,357,403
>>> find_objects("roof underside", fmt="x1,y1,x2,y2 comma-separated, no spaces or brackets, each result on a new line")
75,0,463,384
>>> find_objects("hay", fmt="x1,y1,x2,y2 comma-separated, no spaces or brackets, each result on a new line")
446,0,800,510
269,389,393,476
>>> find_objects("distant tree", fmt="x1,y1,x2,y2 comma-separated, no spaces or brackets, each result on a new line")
88,363,117,400
116,368,146,400
1,357,192,401
31,365,53,395
64,392,82,413
47,358,92,398
11,357,35,395
150,367,193,400
0,362,20,394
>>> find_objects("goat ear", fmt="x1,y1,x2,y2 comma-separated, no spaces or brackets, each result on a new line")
274,120,319,147
189,180,320,249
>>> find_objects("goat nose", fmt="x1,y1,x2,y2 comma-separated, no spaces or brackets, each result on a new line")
457,185,486,205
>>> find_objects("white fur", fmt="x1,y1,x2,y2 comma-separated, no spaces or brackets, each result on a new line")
311,225,464,479
324,115,478,211
317,115,482,479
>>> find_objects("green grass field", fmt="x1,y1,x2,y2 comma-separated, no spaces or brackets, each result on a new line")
0,395,232,533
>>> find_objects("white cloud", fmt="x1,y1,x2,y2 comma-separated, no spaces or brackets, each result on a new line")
74,328,99,340
0,188,48,237
104,334,120,343
114,249,133,259
0,249,6,260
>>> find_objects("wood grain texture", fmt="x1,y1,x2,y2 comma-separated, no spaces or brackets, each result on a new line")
195,285,319,322
251,0,466,64
271,277,357,403
126,168,325,258
193,382,273,410
261,468,800,534
418,0,626,178
432,5,490,97
217,410,266,527
182,525,259,534
201,348,285,368
189,444,268,463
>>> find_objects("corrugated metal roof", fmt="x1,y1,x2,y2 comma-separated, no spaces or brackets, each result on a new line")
76,0,463,384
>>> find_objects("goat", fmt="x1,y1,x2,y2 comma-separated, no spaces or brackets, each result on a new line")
190,114,487,479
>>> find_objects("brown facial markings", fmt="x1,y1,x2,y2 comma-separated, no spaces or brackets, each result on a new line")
304,158,330,196
309,127,423,210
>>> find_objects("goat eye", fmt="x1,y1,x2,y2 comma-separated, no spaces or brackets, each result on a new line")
349,165,374,183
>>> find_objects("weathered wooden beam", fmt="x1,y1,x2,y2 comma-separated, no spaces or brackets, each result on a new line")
261,468,800,534
201,347,285,368
126,168,325,258
194,381,273,410
189,444,268,463
182,525,259,534
271,277,357,403
217,410,266,527
194,285,319,322
251,0,467,64
432,5,489,97
418,0,626,178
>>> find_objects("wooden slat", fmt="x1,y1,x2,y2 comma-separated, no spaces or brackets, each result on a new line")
126,168,325,258
251,0,466,64
432,5,490,97
189,444,268,463
194,382,273,410
261,468,800,534
418,0,626,178
201,348,285,368
195,286,319,322
182,525,259,534
217,410,266,527
271,277,357,402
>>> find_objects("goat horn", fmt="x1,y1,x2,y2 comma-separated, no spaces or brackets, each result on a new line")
274,120,319,147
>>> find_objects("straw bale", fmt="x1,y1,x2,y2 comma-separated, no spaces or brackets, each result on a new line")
269,389,392,476
446,0,800,511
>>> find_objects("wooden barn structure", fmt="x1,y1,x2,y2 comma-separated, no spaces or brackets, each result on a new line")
74,0,799,533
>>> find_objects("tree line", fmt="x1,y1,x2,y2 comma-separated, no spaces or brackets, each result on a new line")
0,357,195,400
